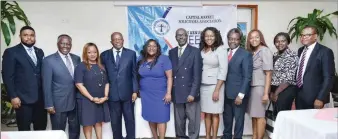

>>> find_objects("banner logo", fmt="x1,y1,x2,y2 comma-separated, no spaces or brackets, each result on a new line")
152,18,170,37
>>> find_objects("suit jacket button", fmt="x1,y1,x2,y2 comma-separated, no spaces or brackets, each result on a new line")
182,76,184,78
174,76,176,78
183,85,185,86
185,68,187,70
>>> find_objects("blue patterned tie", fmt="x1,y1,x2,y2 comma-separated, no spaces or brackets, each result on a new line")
116,50,120,66
27,47,37,66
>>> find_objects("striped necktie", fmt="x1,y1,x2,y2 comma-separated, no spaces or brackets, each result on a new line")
296,47,308,87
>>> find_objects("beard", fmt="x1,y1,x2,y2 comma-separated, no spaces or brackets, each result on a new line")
21,41,35,47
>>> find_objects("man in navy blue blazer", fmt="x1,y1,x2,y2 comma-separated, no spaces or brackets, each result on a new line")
2,26,47,131
100,32,138,139
222,28,253,139
169,28,202,139
296,26,335,109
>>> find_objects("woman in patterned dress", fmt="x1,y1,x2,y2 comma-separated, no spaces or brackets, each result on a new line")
270,32,299,114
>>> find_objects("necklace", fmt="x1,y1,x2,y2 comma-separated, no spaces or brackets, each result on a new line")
91,65,104,87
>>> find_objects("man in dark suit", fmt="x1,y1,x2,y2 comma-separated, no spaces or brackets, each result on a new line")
296,26,335,109
222,28,253,139
2,26,47,131
168,28,202,139
42,34,80,139
100,32,138,139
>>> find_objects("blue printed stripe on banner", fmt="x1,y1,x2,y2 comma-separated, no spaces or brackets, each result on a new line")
162,7,172,18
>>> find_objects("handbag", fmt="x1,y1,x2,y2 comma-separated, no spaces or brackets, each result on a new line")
265,101,278,138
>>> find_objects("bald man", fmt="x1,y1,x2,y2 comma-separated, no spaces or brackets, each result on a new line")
100,32,138,139
169,28,202,139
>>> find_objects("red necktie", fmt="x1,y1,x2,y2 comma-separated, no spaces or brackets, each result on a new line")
228,50,233,62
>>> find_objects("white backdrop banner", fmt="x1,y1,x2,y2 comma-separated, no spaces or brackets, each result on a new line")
126,5,251,138
128,5,237,55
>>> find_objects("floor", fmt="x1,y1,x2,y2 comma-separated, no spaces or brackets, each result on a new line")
1,123,268,139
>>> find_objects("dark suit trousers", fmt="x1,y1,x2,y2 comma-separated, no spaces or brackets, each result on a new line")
50,107,80,139
222,97,248,139
108,100,135,139
15,99,47,131
296,87,315,109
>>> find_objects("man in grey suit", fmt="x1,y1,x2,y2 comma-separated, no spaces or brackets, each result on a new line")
222,28,253,139
42,34,81,139
169,28,202,139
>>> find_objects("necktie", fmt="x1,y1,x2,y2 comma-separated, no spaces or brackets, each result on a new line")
65,55,74,77
178,47,183,58
296,47,308,87
228,50,233,62
116,50,121,65
27,48,37,65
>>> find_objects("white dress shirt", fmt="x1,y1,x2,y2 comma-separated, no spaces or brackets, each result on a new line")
228,46,239,56
228,46,245,99
22,44,37,64
297,42,316,84
177,43,188,57
58,51,74,74
112,47,123,62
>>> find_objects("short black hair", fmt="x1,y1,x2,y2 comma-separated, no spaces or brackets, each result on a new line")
20,26,35,34
273,32,291,44
303,25,318,34
57,34,72,42
227,28,243,40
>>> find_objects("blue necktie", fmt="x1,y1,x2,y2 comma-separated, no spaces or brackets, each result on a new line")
116,50,120,66
27,48,37,65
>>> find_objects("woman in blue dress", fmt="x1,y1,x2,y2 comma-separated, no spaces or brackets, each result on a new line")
137,39,173,139
75,43,110,139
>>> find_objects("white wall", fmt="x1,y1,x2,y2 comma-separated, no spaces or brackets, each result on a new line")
1,1,337,70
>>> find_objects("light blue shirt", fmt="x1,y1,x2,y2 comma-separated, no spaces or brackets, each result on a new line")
22,43,37,64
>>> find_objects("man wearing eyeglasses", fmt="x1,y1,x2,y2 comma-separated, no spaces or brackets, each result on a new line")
295,25,335,109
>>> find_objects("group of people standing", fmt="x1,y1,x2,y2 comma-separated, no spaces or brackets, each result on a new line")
2,24,335,139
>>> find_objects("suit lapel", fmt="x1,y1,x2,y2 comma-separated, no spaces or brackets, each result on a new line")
33,47,42,66
304,43,320,75
54,52,73,78
177,45,192,71
118,49,127,73
70,54,79,67
19,44,36,68
228,47,241,66
171,47,179,73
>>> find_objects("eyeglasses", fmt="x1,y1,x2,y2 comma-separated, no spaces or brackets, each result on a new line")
300,33,315,38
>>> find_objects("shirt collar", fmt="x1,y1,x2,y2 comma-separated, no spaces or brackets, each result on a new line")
22,43,35,50
306,42,316,50
112,47,123,53
58,51,70,58
178,43,188,49
230,46,239,53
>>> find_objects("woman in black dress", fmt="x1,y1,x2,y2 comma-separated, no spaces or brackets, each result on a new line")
75,42,110,139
